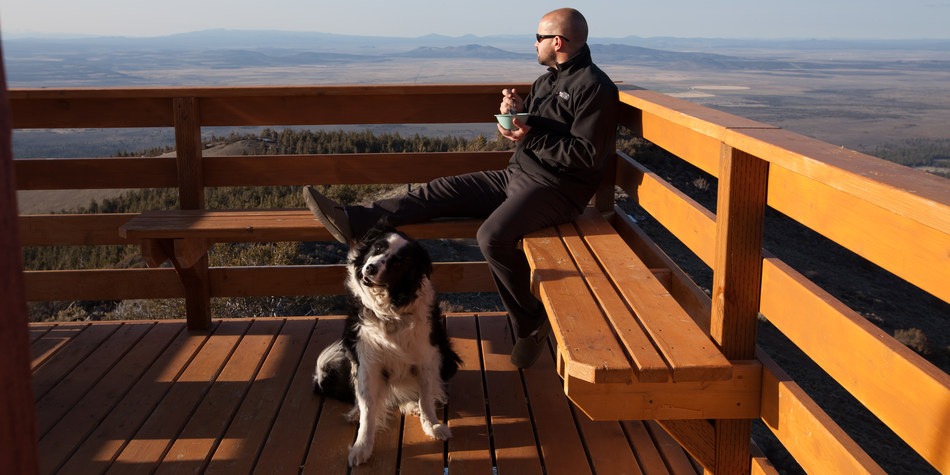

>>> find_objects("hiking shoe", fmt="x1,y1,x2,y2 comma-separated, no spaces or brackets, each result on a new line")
510,318,552,369
303,185,352,244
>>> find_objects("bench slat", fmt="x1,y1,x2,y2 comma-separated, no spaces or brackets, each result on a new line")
555,222,671,383
572,209,732,382
118,209,321,240
119,209,483,242
525,227,635,384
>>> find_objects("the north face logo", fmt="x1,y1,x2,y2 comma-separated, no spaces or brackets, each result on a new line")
559,91,571,100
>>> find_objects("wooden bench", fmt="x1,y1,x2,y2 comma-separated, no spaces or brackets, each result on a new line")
118,209,483,329
522,207,761,421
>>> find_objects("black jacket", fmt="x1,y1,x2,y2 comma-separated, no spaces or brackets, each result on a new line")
511,44,618,210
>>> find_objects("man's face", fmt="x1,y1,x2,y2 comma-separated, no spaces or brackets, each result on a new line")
535,20,559,67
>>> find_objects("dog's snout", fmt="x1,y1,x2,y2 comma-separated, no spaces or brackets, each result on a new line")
365,263,379,276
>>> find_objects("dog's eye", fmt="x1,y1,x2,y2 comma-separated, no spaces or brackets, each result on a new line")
373,242,387,253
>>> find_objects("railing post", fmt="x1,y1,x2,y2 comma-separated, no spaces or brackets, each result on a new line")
174,97,205,209
173,97,211,330
593,152,617,212
709,144,768,473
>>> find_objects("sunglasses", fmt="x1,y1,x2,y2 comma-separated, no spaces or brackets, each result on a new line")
536,33,570,42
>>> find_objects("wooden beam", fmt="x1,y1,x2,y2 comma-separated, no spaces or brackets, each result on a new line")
202,152,512,187
767,164,949,302
761,256,950,473
615,152,717,267
0,50,41,474
757,349,884,473
709,145,769,473
561,361,761,421
14,157,177,190
19,214,137,246
657,420,715,471
173,97,204,210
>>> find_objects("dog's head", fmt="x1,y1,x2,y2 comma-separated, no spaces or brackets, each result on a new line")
347,223,433,308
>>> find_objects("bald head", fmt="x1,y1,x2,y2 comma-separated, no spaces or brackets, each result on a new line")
540,8,588,53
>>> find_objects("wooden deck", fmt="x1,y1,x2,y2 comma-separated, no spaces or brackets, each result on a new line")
30,313,698,475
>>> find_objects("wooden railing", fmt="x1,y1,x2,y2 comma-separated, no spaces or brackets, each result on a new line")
9,85,950,474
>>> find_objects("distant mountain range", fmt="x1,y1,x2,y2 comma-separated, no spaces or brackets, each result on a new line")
7,29,950,52
4,30,950,87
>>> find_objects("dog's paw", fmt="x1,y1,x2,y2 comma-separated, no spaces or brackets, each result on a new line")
400,401,421,416
348,442,373,466
425,422,452,440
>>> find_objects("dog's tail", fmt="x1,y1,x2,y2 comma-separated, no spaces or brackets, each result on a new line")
313,339,356,404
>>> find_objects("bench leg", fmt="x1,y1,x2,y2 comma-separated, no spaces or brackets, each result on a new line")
176,254,211,330
157,239,211,330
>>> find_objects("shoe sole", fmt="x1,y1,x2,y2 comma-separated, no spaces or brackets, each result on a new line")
303,185,349,244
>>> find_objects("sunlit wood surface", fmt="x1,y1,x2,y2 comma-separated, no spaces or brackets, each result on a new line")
30,313,699,475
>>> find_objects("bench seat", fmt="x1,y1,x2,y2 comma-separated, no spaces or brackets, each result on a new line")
523,208,760,421
117,208,484,329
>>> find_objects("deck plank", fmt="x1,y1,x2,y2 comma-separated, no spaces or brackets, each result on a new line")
523,341,593,475
35,322,154,436
257,316,344,473
29,323,54,343
647,421,699,474
31,323,87,369
624,420,672,474
205,318,316,473
446,314,494,474
57,322,216,475
301,397,356,474
157,319,284,473
38,322,182,474
479,313,544,475
32,323,120,398
571,405,645,475
350,415,401,475
298,318,357,474
109,319,250,472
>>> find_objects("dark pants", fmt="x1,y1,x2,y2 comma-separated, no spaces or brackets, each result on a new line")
346,168,582,338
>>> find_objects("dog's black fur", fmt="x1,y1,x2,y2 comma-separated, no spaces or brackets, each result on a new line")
312,223,461,466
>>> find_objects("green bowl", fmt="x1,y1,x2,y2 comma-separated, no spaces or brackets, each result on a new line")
495,113,530,130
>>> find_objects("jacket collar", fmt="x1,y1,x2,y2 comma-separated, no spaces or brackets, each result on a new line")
550,44,593,74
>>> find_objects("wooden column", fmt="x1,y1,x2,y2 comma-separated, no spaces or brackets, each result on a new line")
709,144,769,473
174,97,205,209
173,97,211,329
0,45,41,475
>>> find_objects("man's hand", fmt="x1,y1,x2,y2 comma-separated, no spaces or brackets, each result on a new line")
498,117,530,142
500,88,524,114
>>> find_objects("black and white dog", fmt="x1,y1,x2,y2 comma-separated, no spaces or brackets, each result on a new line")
312,223,462,466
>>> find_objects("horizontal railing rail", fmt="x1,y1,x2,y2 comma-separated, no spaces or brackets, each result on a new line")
10,84,949,474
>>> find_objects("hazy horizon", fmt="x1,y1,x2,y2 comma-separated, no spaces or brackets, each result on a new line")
3,0,949,40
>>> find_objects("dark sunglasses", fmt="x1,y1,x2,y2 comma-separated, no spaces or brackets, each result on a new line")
536,33,569,42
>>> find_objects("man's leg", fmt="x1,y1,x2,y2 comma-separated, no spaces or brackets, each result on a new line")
304,170,509,242
476,172,581,367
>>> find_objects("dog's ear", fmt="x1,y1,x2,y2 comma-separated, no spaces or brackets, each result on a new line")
376,216,397,233
362,219,393,243
363,217,397,241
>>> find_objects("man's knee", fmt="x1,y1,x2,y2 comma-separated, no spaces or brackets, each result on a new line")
476,224,519,256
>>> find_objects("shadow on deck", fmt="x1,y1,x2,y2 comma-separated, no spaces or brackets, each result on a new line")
30,313,698,474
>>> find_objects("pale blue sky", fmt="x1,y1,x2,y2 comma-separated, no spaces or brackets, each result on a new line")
2,0,948,39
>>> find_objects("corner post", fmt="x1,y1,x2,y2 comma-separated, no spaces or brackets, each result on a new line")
709,144,768,473
0,44,41,475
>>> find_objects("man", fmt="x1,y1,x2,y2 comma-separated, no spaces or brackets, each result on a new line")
304,8,618,368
